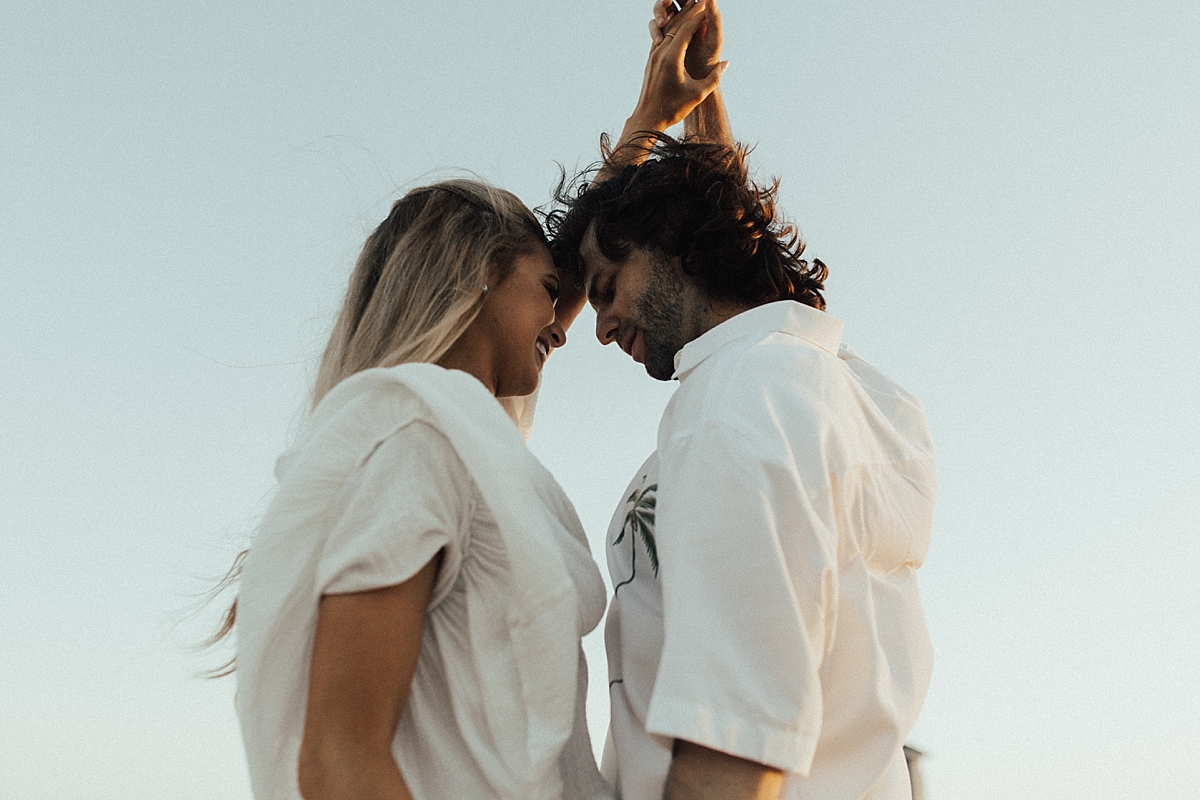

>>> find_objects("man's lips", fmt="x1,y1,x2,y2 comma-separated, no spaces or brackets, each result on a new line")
620,330,644,363
535,336,550,363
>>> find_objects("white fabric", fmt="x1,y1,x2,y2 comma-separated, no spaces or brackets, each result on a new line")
235,363,611,800
500,381,539,442
602,301,936,800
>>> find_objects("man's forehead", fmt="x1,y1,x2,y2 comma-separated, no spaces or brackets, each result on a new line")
581,257,604,302
578,222,600,261
579,224,610,287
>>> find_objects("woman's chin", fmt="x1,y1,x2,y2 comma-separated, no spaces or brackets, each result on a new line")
495,370,539,399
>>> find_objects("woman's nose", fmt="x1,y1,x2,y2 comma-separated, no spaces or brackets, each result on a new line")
546,318,566,349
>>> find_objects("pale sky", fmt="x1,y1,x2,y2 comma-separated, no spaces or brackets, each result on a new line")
2,1,1198,798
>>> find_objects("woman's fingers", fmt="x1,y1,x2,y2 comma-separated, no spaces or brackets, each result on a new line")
653,0,671,29
657,0,709,65
630,0,727,131
661,0,702,37
649,17,663,45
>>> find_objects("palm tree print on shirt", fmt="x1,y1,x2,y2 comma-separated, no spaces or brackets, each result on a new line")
612,480,658,593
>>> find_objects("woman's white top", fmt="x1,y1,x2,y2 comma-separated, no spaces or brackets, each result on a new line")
235,364,611,800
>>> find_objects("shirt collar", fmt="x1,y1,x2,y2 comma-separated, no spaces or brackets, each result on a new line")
673,300,844,380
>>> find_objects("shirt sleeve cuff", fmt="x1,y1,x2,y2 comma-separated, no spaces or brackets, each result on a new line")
645,695,819,775
322,532,448,597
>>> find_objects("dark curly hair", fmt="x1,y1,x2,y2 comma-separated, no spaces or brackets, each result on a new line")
545,133,827,311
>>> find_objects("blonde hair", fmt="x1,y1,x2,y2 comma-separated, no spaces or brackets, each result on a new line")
206,179,546,675
312,179,548,406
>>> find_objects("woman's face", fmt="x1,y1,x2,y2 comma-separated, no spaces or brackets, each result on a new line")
449,245,568,398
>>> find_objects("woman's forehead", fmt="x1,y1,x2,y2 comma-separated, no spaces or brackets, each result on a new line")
515,244,557,276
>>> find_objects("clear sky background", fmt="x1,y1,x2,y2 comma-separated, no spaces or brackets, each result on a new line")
2,1,1197,798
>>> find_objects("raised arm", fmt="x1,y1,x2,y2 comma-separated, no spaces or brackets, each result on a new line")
651,0,732,145
607,0,728,172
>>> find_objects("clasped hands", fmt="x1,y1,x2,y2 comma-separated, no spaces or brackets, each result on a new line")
629,0,727,133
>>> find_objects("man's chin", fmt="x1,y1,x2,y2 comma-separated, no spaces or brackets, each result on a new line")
639,335,678,381
643,355,676,381
646,369,674,382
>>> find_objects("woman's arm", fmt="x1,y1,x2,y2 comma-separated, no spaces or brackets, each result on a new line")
297,553,442,800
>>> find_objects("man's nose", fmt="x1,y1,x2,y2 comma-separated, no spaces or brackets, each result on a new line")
595,306,619,345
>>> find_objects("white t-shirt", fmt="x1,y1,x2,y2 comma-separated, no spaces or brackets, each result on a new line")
236,364,611,800
602,301,936,800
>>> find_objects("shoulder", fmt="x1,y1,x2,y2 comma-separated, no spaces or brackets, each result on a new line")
304,364,503,461
317,363,489,427
276,365,491,500
838,347,935,460
364,417,464,479
309,366,438,438
673,332,840,435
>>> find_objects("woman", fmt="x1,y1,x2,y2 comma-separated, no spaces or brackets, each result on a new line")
232,181,606,800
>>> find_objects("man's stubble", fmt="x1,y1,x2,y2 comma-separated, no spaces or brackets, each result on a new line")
633,254,698,381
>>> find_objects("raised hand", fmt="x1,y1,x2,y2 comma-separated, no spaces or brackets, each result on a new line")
629,0,728,134
652,0,723,81
600,0,730,178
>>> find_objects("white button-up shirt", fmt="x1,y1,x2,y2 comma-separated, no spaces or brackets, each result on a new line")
602,301,936,800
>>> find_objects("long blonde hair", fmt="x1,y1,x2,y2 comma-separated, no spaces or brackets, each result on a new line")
312,179,548,406
206,179,547,674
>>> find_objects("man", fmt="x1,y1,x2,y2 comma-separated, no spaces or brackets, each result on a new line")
547,4,937,799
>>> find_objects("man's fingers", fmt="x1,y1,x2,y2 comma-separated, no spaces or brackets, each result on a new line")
699,60,728,92
684,58,726,96
707,0,722,26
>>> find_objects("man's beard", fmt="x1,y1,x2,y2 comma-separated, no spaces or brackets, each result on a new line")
632,255,691,381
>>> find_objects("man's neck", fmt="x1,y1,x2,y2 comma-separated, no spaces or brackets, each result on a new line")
696,298,756,339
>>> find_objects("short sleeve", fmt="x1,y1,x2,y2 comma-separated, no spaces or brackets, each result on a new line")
646,418,837,775
317,419,470,602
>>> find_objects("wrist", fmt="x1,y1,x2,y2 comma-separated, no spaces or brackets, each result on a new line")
624,110,671,138
605,114,665,174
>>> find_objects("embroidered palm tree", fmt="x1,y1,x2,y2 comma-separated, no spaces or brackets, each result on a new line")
612,482,658,593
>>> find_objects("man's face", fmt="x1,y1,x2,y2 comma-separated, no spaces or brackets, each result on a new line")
580,224,702,381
